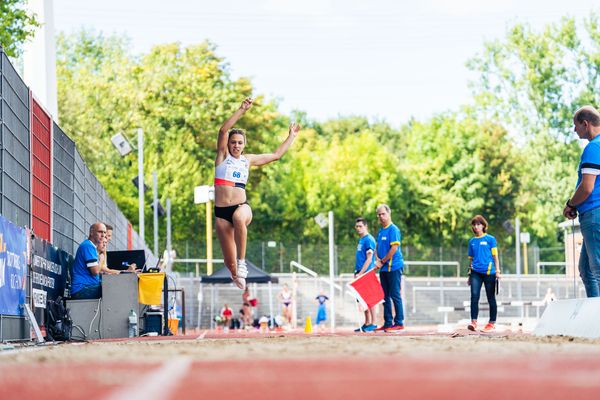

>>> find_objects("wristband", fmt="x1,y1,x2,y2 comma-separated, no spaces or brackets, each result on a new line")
566,199,575,208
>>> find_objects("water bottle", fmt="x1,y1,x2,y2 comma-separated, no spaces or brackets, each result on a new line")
128,309,138,337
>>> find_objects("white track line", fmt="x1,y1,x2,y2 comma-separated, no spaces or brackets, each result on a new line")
196,330,207,340
104,357,192,400
0,346,45,357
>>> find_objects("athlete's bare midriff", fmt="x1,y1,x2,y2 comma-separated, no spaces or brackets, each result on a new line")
215,185,247,207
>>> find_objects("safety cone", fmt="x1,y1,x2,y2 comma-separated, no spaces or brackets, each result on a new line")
304,315,313,333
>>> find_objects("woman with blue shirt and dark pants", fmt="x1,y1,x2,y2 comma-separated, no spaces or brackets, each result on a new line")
467,215,501,332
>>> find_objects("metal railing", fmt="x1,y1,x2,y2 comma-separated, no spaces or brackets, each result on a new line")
404,261,462,278
412,285,469,312
174,258,225,264
535,261,566,275
290,261,343,292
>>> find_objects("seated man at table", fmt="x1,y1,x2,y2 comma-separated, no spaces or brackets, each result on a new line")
71,222,106,299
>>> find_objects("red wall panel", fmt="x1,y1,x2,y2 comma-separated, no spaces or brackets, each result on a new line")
127,222,133,250
31,96,52,241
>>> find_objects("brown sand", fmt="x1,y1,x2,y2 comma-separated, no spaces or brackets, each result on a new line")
3,332,600,365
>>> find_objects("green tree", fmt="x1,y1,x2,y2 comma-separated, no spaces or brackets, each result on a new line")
397,113,520,247
58,19,592,271
467,14,600,247
467,15,599,138
0,0,39,57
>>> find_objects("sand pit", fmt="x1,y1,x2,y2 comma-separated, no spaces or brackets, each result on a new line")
3,330,600,365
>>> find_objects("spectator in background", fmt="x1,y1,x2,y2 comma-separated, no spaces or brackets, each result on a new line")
242,286,253,327
564,105,600,297
278,283,293,324
71,223,106,299
220,304,233,329
98,224,135,274
105,224,113,243
98,224,118,275
315,292,329,332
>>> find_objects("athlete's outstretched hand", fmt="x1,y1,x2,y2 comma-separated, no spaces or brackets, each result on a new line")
240,97,253,112
289,122,301,137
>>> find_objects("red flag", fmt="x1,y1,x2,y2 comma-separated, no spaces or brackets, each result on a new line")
348,270,384,309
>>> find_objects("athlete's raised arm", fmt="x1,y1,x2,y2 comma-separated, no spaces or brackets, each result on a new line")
217,98,253,161
246,122,300,167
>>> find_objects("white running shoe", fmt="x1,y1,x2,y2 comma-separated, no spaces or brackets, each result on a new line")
232,260,248,290
232,276,246,290
237,259,248,279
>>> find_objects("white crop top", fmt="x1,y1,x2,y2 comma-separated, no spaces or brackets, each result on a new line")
214,154,249,189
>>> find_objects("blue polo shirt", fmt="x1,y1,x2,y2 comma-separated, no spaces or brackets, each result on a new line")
468,234,498,275
376,224,404,272
355,234,376,273
576,135,600,214
71,239,100,295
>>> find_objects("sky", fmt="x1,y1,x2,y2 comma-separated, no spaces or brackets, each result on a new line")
53,0,599,128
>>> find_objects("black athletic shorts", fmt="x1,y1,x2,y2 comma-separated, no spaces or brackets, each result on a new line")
215,202,249,224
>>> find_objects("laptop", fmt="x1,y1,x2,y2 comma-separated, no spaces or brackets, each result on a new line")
106,250,146,271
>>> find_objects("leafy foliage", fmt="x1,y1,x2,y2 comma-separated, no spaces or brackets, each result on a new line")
56,14,599,262
0,0,39,57
468,14,600,247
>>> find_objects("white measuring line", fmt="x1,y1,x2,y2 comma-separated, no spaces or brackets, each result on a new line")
104,357,192,400
196,329,208,340
0,345,46,357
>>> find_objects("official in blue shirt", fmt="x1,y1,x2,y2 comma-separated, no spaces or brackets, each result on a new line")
354,217,377,332
467,215,501,332
71,222,107,299
374,204,405,331
564,105,600,297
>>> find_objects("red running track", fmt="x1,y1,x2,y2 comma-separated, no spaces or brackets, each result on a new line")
2,353,600,400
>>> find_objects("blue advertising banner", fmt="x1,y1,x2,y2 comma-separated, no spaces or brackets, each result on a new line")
0,214,28,316
31,237,72,323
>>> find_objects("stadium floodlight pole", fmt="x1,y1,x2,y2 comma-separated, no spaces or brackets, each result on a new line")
153,171,159,258
329,211,335,332
137,128,144,243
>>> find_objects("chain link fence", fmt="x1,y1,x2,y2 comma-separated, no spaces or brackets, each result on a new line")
172,239,566,277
